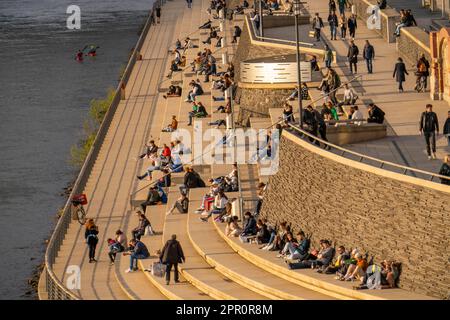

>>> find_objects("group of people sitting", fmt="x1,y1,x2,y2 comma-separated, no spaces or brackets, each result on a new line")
394,9,417,37
136,139,186,181
224,214,401,290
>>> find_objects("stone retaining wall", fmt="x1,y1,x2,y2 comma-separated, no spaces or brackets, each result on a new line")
260,130,450,299
397,27,432,65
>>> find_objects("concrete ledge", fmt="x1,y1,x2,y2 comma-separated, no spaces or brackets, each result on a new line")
327,123,387,145
263,15,310,28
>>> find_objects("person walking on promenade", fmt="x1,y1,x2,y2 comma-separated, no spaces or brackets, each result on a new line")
339,14,347,39
85,219,99,263
444,110,450,147
363,40,375,74
393,57,408,93
160,234,185,285
438,155,450,185
328,10,338,40
347,40,359,74
324,45,333,68
155,6,161,24
186,0,192,9
420,104,439,160
348,14,357,39
337,0,347,16
312,13,324,42
329,0,337,14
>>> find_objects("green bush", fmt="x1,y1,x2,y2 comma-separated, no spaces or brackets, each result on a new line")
70,88,115,168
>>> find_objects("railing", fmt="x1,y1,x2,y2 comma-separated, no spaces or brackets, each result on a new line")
286,123,450,184
43,1,163,300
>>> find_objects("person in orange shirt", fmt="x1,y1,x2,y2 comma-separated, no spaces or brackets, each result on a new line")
162,115,178,132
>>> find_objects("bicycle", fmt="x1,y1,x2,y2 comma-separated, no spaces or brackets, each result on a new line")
414,73,427,93
72,194,88,225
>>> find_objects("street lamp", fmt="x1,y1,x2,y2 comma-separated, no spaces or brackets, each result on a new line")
259,0,264,38
293,0,303,128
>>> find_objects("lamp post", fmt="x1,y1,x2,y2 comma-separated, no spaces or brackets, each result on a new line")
259,0,264,38
293,0,303,128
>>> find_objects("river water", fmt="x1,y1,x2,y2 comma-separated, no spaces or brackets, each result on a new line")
0,0,155,299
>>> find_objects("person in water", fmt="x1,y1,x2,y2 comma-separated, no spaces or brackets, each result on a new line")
87,45,99,57
75,50,83,62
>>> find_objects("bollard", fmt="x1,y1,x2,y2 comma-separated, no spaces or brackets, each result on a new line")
221,37,226,48
220,21,224,32
222,52,228,65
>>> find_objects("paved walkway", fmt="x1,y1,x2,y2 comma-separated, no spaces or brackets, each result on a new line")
267,0,449,177
51,0,189,299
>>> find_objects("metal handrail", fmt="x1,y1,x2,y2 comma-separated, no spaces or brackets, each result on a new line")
286,123,450,183
43,1,162,300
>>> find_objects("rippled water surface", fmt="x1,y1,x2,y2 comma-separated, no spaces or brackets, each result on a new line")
0,0,155,299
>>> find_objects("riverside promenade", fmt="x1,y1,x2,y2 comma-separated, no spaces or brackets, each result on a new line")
39,0,444,300
44,0,194,299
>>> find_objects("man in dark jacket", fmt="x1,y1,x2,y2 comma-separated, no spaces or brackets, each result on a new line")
347,14,357,39
367,103,385,124
232,25,242,43
179,167,205,195
160,234,185,285
347,40,359,74
312,13,324,41
140,186,161,214
239,212,257,243
328,10,338,40
363,40,375,74
420,104,439,160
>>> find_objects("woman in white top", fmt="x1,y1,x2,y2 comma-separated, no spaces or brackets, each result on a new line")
200,191,228,222
351,105,364,126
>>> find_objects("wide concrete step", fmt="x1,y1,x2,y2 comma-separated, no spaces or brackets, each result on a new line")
145,187,267,300
186,196,333,300
212,219,436,300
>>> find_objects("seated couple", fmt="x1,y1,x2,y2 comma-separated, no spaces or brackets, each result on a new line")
199,191,229,222
163,85,182,99
285,239,335,270
138,184,168,214
187,101,208,126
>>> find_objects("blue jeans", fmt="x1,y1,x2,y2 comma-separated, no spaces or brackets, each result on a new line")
330,26,337,39
365,58,373,73
339,4,345,15
395,23,406,36
130,253,147,270
325,59,332,68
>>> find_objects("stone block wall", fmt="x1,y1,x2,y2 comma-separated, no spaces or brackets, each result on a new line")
397,27,432,65
260,131,450,299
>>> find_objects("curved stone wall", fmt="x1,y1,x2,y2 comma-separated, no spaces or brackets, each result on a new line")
260,130,450,299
